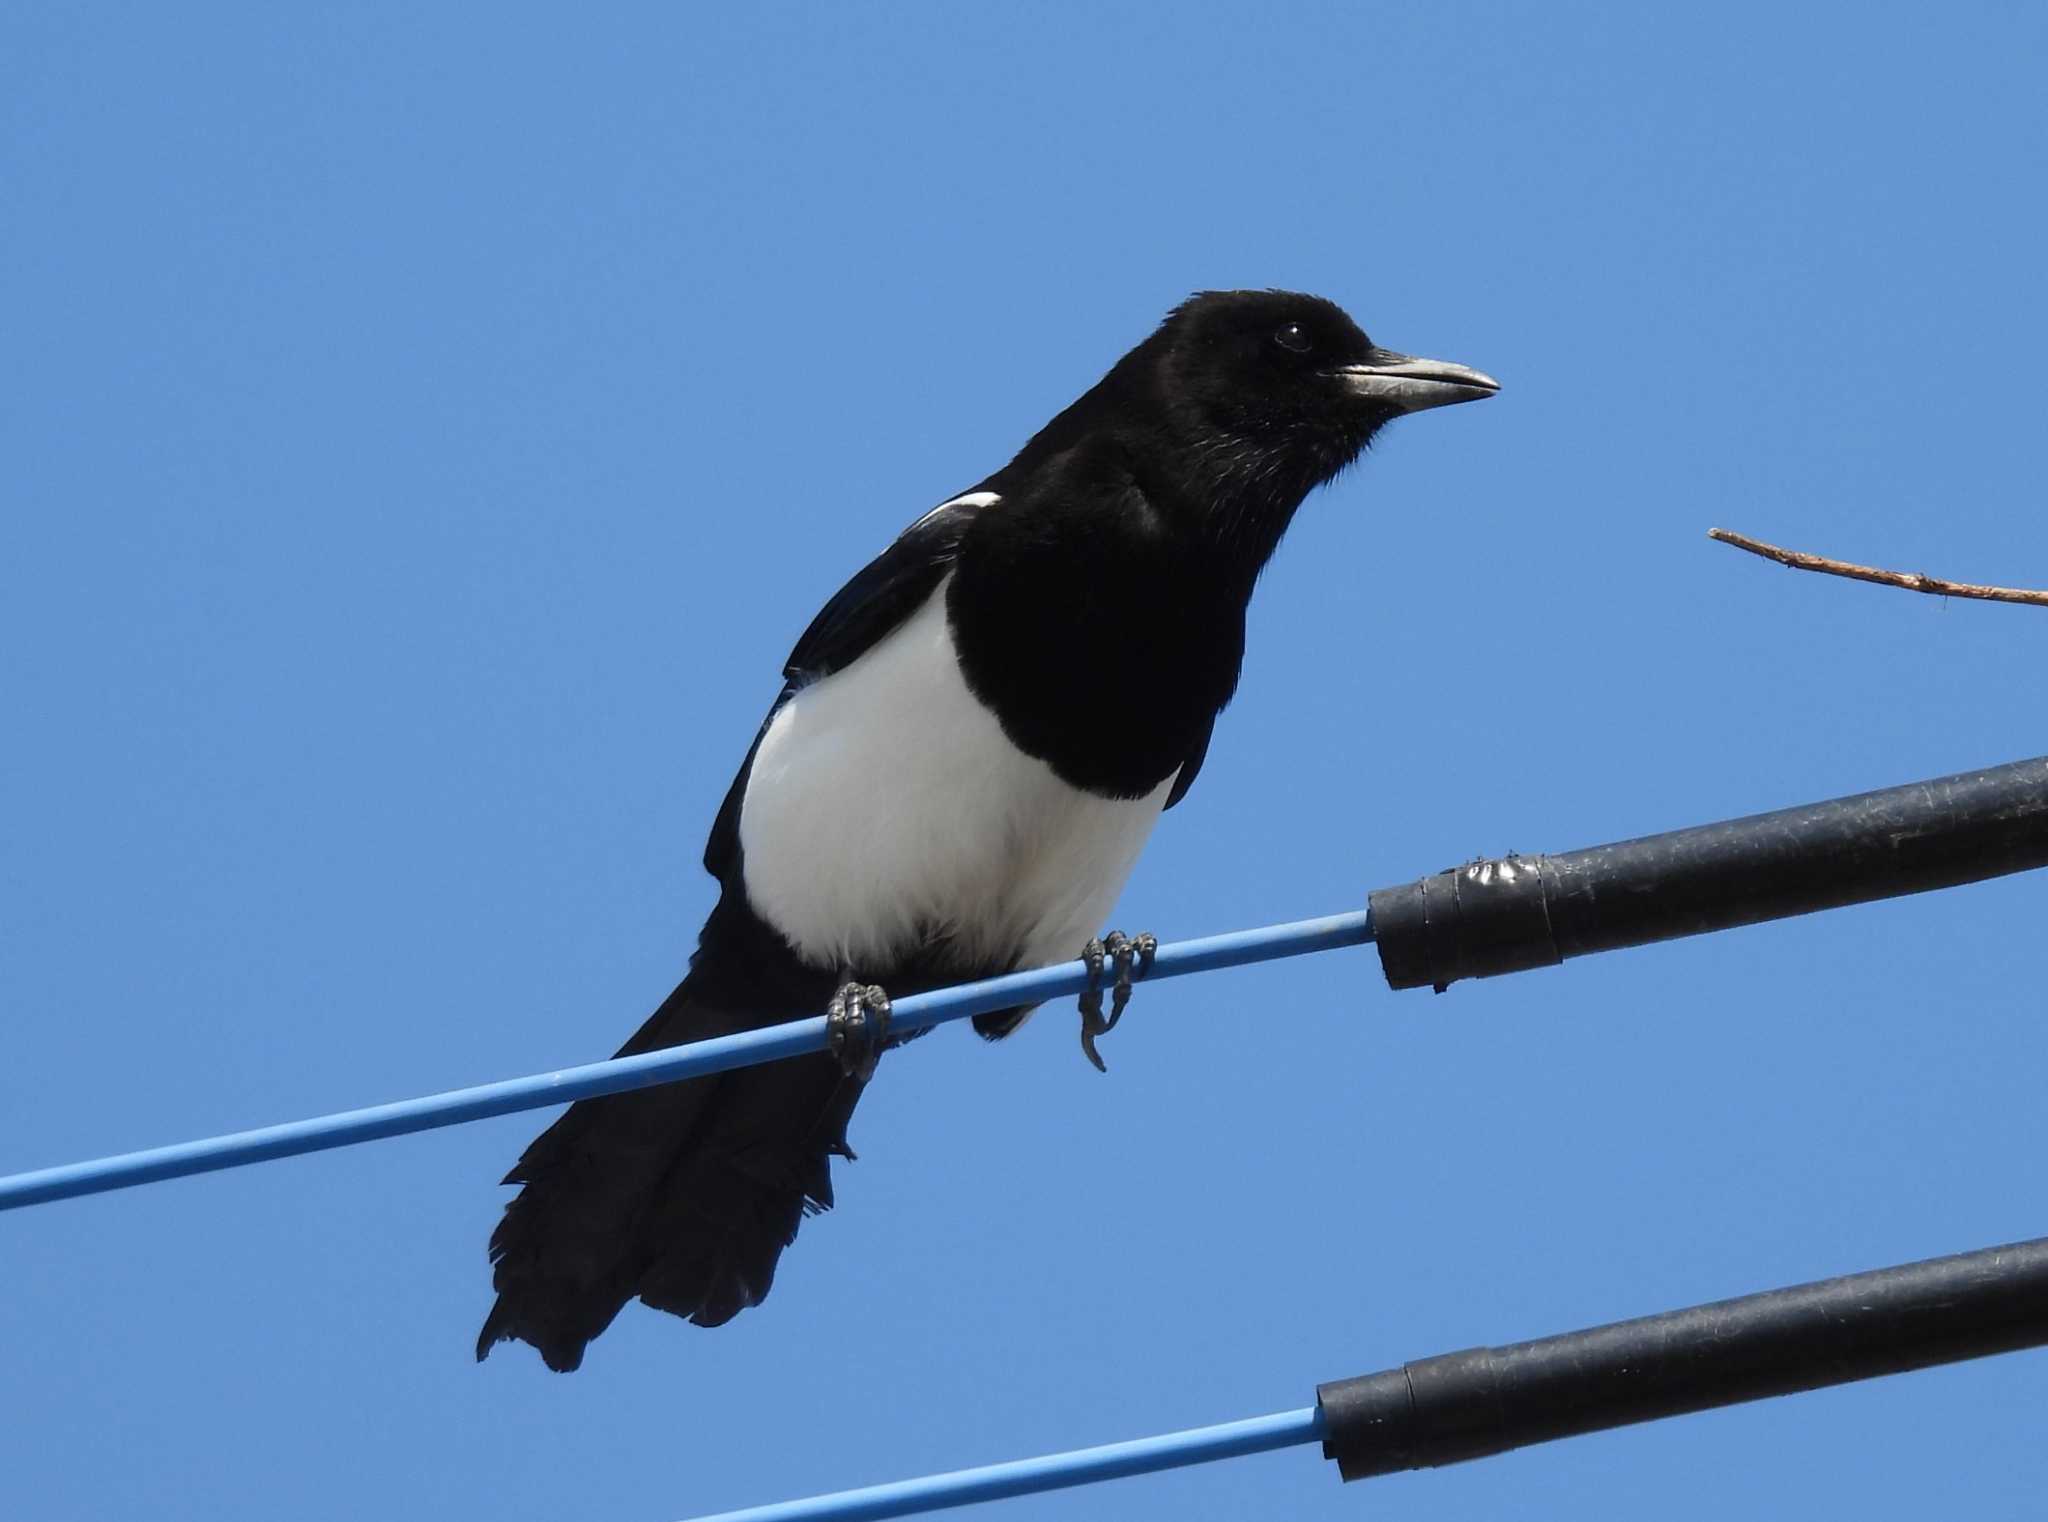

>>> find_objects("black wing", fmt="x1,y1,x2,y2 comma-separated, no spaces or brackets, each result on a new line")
1164,718,1212,809
702,496,987,882
778,499,984,685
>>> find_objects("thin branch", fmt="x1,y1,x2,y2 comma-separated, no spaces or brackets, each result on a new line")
1708,528,2048,608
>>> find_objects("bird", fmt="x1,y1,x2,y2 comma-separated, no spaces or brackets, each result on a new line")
477,289,1497,1370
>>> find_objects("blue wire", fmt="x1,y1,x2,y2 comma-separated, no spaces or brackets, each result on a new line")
0,910,1373,1211
683,1406,1325,1522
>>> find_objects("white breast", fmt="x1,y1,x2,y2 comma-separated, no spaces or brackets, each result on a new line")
738,577,1173,977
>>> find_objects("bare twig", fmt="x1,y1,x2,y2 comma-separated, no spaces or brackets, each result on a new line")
1708,528,2048,608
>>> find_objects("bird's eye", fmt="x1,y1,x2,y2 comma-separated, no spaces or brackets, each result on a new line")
1273,323,1313,353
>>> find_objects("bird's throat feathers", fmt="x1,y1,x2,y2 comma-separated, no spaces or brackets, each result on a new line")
1165,409,1377,574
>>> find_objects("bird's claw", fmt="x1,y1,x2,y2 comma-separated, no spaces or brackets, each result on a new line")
826,981,892,1083
1077,930,1157,1072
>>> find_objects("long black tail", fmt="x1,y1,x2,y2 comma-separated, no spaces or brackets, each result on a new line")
477,963,862,1372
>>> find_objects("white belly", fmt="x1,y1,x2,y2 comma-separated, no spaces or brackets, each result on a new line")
738,578,1173,976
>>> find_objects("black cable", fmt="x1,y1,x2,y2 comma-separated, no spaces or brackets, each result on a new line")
1318,1236,2048,1481
1368,756,2048,992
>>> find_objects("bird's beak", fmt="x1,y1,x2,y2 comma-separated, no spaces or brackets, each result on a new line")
1332,348,1500,413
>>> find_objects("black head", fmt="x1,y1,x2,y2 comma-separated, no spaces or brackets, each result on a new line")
1149,289,1497,460
1077,289,1499,561
993,289,1497,573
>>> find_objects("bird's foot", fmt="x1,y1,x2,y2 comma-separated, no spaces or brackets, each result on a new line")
1077,930,1157,1073
826,981,892,1083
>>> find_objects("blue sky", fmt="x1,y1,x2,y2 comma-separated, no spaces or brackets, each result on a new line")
4,5,2045,1519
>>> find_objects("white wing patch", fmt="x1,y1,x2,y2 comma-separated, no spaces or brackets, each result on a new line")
738,576,1172,976
906,489,1000,533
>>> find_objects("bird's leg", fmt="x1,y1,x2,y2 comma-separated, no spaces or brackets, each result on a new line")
1076,930,1157,1072
1108,931,1158,1032
1078,938,1108,1071
826,980,893,1085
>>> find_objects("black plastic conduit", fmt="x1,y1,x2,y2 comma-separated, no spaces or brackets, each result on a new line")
1367,756,2048,992
1318,1236,2048,1481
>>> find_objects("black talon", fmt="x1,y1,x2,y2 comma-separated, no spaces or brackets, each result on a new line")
1124,932,1157,1001
1103,931,1134,1029
1077,930,1157,1072
1078,937,1110,1072
826,981,892,1083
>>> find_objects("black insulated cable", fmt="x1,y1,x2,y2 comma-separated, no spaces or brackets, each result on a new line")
1368,756,2048,992
1318,1236,2048,1482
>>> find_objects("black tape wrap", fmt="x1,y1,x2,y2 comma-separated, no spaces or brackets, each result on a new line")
1369,756,2048,992
1315,1237,2048,1482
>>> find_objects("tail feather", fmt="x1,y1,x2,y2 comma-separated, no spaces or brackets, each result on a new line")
478,972,862,1371
635,1055,863,1326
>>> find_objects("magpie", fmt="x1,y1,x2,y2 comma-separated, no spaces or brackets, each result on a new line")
478,290,1497,1371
